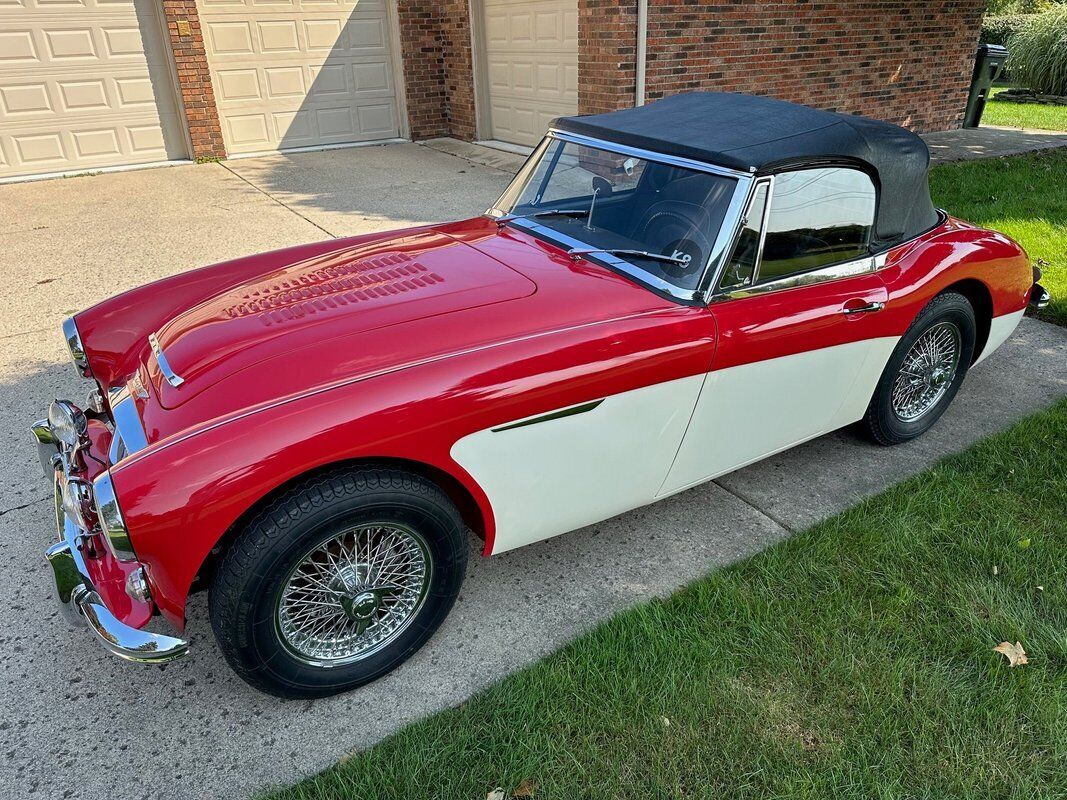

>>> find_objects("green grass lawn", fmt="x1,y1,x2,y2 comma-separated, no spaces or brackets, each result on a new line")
931,150,1067,327
982,87,1067,132
265,400,1067,800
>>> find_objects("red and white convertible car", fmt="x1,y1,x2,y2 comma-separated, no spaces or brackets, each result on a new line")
34,93,1047,697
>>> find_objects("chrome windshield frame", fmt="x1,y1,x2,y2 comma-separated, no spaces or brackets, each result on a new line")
487,130,754,304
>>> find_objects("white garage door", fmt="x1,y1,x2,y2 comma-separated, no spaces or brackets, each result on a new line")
482,0,577,147
0,0,188,181
197,0,402,156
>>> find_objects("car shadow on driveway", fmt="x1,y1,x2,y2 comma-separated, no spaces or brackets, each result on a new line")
220,143,514,240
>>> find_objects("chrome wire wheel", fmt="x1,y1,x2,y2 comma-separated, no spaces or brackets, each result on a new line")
275,523,432,667
891,321,961,422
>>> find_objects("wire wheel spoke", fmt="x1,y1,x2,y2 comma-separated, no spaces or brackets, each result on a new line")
275,522,432,666
891,321,961,422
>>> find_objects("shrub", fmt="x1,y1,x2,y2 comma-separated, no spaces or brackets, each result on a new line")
1007,7,1067,95
981,13,1034,45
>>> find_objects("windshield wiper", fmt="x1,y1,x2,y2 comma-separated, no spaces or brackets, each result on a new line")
494,209,588,226
567,248,690,267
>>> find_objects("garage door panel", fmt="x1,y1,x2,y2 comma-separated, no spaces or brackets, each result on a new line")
483,0,577,147
199,0,400,154
0,0,188,179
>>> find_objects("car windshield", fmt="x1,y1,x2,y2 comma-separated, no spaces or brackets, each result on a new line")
492,137,738,291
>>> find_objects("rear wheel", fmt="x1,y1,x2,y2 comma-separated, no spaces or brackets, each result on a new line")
862,291,976,445
209,466,468,698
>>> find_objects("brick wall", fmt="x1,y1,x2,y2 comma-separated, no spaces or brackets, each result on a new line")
160,0,226,160
397,0,476,140
440,0,477,140
397,2,448,138
578,0,637,115
639,0,985,132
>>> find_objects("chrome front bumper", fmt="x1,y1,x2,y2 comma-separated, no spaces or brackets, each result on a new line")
35,422,189,664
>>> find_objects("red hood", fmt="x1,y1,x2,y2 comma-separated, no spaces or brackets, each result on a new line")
148,228,536,408
136,218,678,439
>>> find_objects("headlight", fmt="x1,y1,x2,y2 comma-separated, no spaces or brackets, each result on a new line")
47,399,88,448
62,317,91,377
93,471,137,561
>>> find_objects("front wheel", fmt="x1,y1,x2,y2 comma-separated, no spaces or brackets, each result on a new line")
862,291,976,446
209,466,468,698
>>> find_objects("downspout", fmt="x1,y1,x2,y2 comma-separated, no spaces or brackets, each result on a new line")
635,0,647,106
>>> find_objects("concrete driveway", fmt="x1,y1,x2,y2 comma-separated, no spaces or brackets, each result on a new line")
1,142,1065,800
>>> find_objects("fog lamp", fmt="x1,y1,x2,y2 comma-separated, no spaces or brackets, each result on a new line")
61,477,95,530
48,399,88,448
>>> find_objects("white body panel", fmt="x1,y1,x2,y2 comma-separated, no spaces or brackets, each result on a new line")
660,337,900,494
973,309,1025,366
455,335,904,555
451,374,703,554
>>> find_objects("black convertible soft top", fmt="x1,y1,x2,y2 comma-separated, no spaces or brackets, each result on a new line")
552,92,939,252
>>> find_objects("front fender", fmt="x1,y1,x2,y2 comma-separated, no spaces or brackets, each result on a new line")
110,304,714,629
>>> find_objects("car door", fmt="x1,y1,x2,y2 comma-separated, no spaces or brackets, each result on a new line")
661,167,896,494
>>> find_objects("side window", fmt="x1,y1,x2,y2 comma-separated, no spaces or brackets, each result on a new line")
718,181,769,291
758,167,876,283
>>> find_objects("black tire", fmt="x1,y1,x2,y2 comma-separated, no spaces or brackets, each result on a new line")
209,465,468,698
862,291,977,446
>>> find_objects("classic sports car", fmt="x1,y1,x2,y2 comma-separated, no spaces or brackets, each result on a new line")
35,93,1048,697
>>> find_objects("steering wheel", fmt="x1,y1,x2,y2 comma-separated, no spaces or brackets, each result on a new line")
632,204,713,279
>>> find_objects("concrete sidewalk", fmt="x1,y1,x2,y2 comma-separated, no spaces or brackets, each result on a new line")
1,140,1065,800
924,125,1067,163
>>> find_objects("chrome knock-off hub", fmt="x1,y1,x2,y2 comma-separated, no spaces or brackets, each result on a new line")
891,321,961,422
275,523,431,666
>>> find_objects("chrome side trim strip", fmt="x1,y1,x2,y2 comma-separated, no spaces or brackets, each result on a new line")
492,399,604,432
62,317,91,377
108,385,149,457
148,332,184,388
712,252,884,302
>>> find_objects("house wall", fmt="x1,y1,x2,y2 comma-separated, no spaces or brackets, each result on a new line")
638,0,987,132
578,0,638,118
162,0,986,155
396,0,477,140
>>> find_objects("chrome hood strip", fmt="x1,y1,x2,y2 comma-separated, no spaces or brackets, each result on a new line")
148,332,185,388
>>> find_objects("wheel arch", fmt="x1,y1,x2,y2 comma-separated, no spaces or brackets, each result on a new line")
942,277,992,364
190,456,488,594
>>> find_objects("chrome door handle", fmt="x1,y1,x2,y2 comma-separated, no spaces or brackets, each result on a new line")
841,301,885,315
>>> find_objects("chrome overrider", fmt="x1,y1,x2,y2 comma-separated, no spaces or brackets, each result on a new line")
32,318,188,663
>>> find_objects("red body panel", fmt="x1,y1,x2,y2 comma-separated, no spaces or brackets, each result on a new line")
73,215,1031,631
711,217,1031,370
